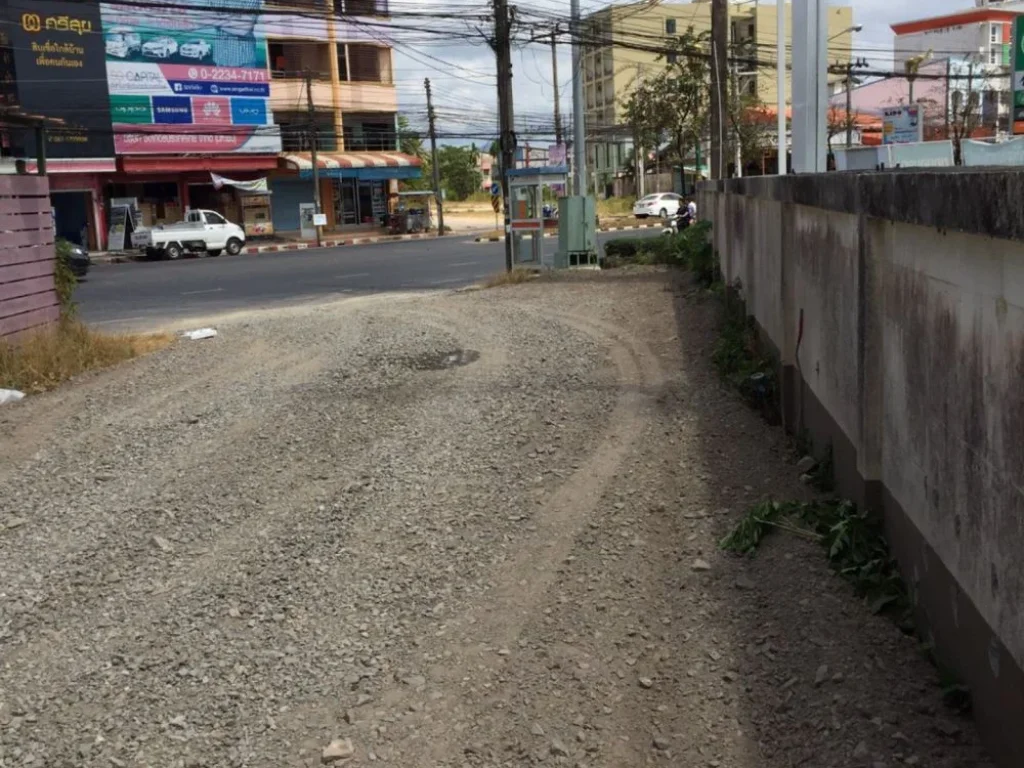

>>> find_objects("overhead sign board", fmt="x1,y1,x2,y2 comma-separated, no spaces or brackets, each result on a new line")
881,105,923,145
0,0,115,159
100,0,281,154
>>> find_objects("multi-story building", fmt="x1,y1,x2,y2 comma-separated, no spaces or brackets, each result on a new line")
0,0,418,249
891,0,1020,134
582,0,854,191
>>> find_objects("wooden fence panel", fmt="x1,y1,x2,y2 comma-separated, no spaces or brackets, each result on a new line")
0,175,57,339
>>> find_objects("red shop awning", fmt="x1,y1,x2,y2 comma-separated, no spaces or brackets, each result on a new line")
119,155,280,174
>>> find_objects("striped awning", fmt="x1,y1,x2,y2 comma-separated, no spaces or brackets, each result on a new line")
281,151,422,172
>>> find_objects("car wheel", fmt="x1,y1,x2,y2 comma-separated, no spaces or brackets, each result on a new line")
659,208,668,219
225,238,243,256
207,249,222,257
164,243,183,260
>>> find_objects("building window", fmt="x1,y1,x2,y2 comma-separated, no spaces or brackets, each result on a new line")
667,51,677,64
665,18,676,35
989,45,999,65
990,23,1000,44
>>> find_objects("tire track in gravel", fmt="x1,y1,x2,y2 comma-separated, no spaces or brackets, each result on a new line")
341,304,669,766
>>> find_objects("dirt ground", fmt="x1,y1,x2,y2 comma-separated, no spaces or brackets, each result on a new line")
0,271,993,768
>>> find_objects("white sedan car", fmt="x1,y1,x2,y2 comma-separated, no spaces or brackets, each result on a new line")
142,36,178,59
633,192,683,219
180,40,211,60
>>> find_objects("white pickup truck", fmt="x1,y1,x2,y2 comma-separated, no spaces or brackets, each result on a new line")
133,209,246,260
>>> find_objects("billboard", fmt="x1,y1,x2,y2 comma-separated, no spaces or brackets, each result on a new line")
882,105,923,145
100,0,280,154
0,0,114,159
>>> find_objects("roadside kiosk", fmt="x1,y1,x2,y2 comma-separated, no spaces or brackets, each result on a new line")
507,164,568,268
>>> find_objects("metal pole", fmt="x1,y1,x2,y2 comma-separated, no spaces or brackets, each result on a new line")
776,0,786,173
494,0,515,271
550,27,563,146
845,62,853,147
305,70,322,248
570,0,585,195
709,0,728,179
424,78,445,236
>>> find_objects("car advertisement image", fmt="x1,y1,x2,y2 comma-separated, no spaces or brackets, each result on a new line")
99,0,280,154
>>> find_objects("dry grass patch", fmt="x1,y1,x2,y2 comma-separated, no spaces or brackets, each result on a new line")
0,320,174,394
481,268,540,289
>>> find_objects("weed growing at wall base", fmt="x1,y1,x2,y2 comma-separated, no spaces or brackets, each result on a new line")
721,498,911,623
711,290,780,423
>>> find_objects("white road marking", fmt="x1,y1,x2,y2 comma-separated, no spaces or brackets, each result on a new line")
336,272,371,279
446,261,477,268
430,277,466,286
181,288,224,296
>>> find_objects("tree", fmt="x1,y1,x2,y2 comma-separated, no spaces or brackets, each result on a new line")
397,114,425,160
437,145,482,201
950,75,981,165
652,27,710,172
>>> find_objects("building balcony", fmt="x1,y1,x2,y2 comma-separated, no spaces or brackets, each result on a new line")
270,77,334,108
338,82,397,112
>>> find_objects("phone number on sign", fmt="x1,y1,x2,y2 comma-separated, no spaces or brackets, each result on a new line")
186,67,268,83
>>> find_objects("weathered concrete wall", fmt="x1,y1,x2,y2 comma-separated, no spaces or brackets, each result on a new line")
700,169,1024,767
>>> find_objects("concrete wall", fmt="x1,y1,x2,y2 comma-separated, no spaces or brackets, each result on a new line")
699,169,1024,768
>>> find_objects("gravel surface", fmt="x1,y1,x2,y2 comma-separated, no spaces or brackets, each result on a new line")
0,273,993,768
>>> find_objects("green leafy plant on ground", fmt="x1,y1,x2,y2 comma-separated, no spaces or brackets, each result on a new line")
603,221,717,283
53,238,78,318
721,498,910,622
711,292,779,422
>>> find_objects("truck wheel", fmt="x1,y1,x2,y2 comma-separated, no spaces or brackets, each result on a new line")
225,238,243,256
164,243,183,260
207,249,222,257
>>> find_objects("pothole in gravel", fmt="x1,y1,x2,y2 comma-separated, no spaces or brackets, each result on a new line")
406,349,480,371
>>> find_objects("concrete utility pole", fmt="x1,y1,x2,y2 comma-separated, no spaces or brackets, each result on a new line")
570,0,585,195
709,0,728,179
550,26,563,146
844,61,854,148
776,0,786,174
493,0,515,271
424,78,445,236
305,70,322,248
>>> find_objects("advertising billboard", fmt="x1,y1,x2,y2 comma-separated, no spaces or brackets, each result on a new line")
100,0,281,154
0,0,114,159
1013,16,1024,134
881,105,923,145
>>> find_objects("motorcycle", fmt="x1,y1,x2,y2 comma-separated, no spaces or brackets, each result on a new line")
661,208,693,235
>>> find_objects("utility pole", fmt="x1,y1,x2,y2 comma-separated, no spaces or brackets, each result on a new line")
731,53,742,177
709,0,728,179
424,78,445,236
943,57,951,139
305,70,322,247
550,26,563,146
776,0,786,174
570,0,585,195
844,61,854,147
493,0,515,271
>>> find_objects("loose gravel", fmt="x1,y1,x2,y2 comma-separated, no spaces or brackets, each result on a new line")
0,272,993,768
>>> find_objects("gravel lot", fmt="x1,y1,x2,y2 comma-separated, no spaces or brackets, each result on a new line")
0,272,992,768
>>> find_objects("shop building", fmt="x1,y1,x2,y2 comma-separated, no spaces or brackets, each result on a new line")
0,0,419,250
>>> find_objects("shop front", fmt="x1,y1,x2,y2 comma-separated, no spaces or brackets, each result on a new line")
23,159,115,251
274,152,422,235
105,155,279,248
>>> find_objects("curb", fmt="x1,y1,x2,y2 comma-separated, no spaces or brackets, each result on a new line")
91,232,442,263
474,222,661,243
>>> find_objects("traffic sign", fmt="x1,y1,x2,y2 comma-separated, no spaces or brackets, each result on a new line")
491,195,501,213
490,182,501,196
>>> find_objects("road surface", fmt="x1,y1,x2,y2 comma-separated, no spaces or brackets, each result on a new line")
76,232,644,330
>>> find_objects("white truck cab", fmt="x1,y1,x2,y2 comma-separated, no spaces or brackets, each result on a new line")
132,209,246,260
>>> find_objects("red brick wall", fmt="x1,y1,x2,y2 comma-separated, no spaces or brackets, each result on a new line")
0,175,59,338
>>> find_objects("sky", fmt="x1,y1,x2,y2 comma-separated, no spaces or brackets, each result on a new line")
390,0,971,145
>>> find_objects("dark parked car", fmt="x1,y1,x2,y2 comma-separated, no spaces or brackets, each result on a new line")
57,238,91,278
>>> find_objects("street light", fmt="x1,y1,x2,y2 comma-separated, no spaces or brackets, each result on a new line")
829,24,862,42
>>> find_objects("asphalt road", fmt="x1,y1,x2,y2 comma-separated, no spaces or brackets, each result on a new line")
77,231,653,330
